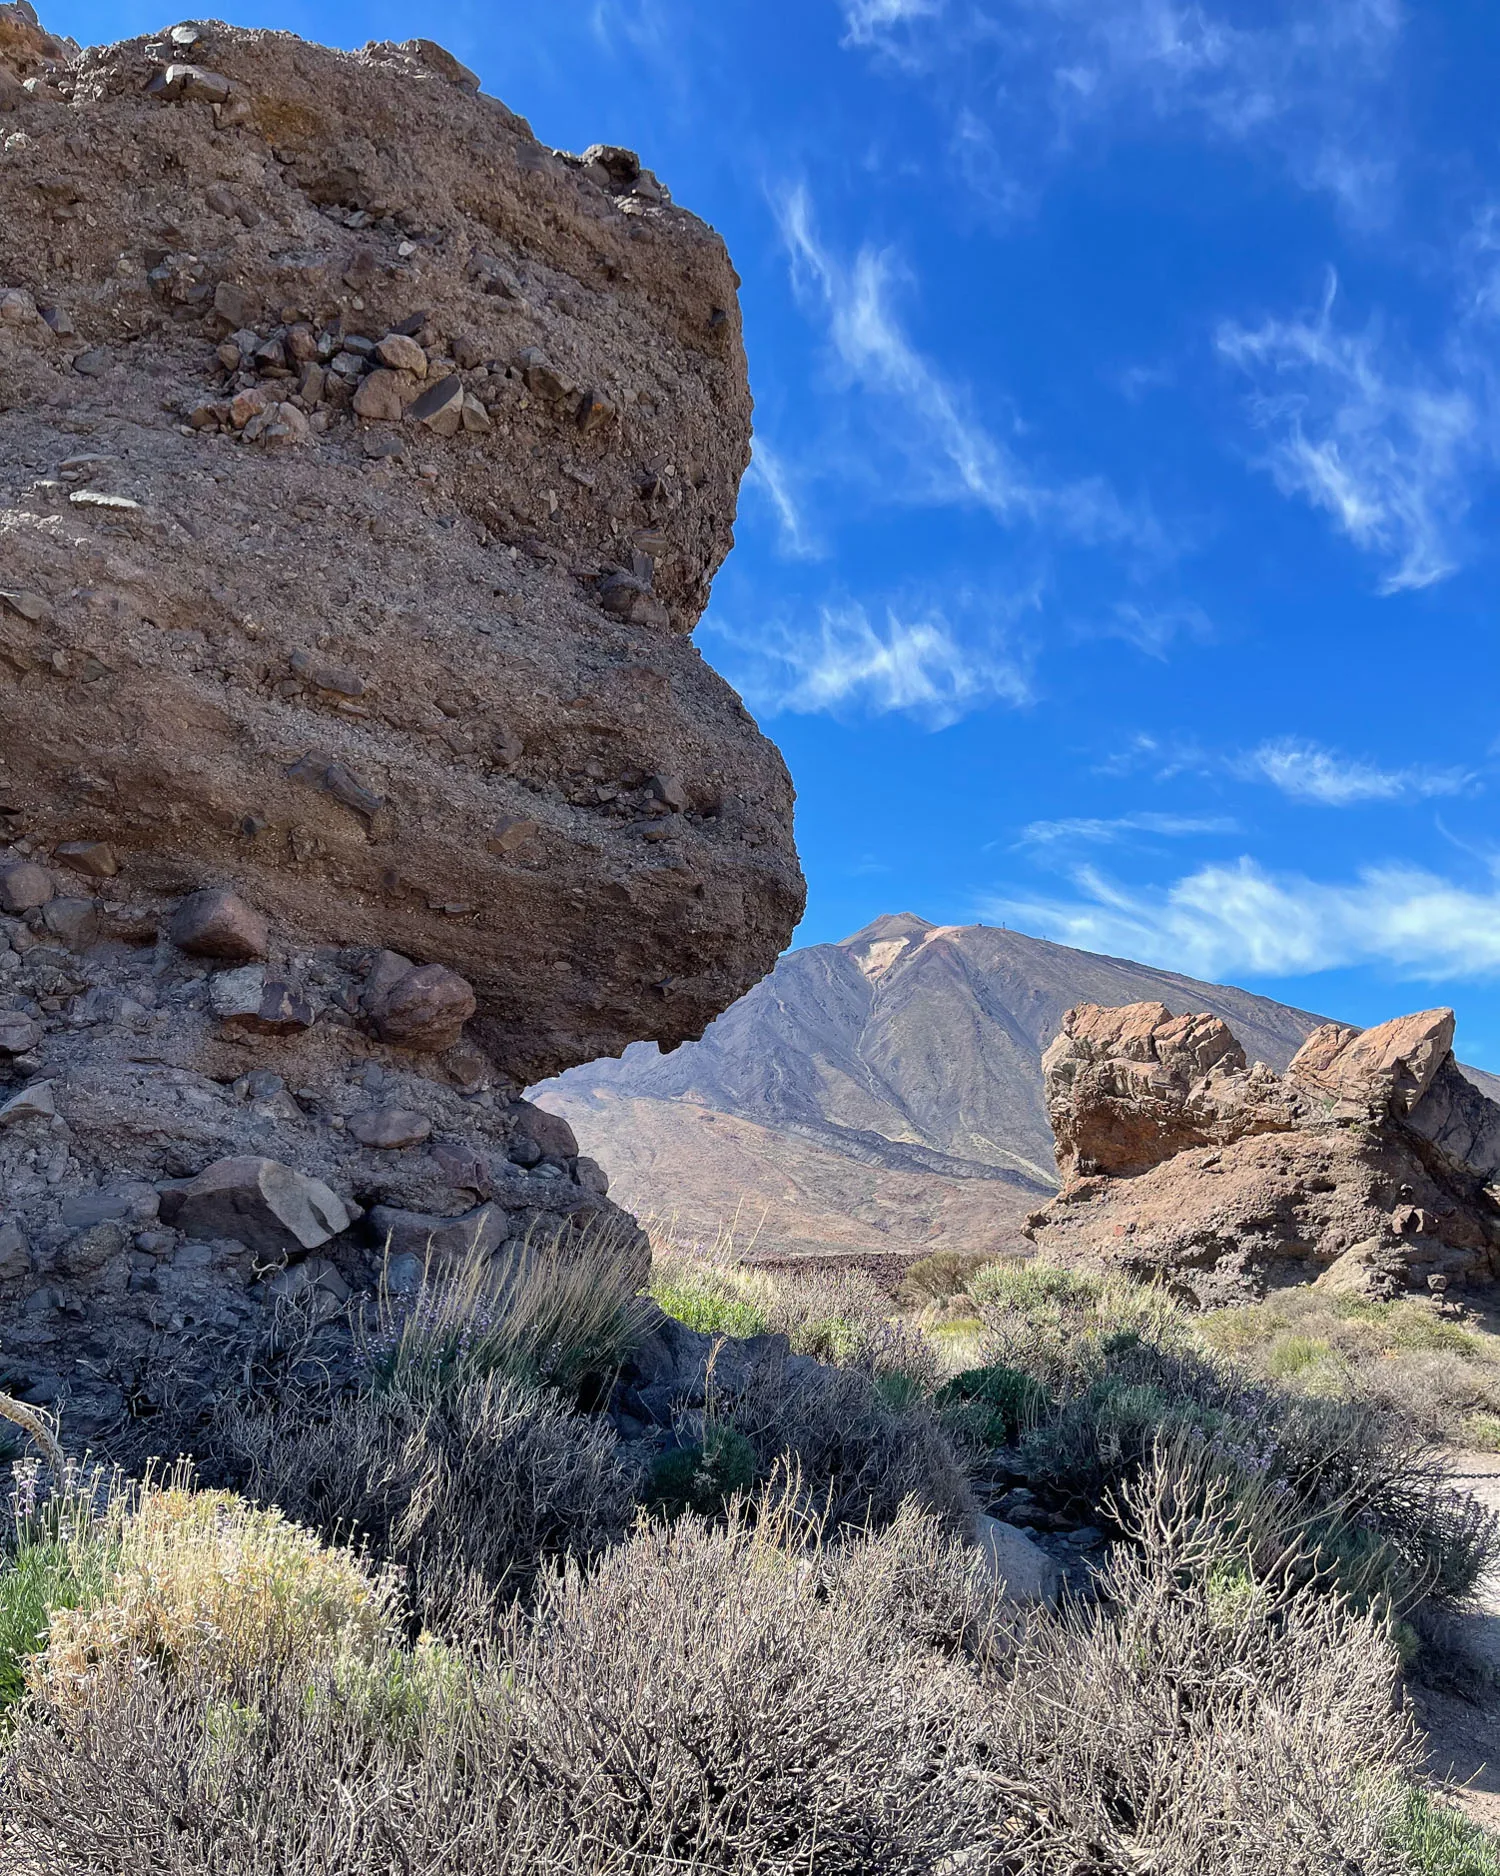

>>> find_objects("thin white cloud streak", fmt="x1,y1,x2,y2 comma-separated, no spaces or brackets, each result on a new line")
842,0,942,48
986,857,1500,982
1237,737,1472,806
843,0,1404,218
1017,812,1239,847
1218,275,1483,593
1097,601,1213,659
744,441,822,559
1103,731,1476,804
779,184,1031,520
777,186,1155,548
709,598,1033,727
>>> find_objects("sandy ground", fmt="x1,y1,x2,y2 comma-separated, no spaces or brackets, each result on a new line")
1415,1451,1500,1829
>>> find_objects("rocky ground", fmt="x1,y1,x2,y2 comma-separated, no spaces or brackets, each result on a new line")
1027,1000,1500,1304
0,861,650,1435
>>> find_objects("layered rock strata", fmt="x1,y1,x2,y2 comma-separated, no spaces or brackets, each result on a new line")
0,8,803,1085
1025,1001,1500,1304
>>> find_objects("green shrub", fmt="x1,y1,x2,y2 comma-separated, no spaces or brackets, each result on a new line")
0,1541,87,1710
936,1361,1050,1446
646,1426,757,1518
897,1250,993,1304
1388,1789,1500,1874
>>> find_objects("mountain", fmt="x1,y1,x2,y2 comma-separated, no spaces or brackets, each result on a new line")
536,915,1500,1263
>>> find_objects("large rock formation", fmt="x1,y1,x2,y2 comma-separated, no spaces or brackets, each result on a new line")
1025,1001,1500,1304
0,10,805,1435
0,7,803,1086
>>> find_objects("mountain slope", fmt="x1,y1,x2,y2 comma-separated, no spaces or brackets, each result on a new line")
538,916,1498,1262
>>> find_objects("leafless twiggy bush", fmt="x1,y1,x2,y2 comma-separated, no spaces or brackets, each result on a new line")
215,1373,639,1628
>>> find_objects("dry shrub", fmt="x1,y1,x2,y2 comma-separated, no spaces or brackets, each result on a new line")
35,1473,397,1713
722,1355,975,1534
216,1374,638,1627
0,1455,1421,1876
982,1450,1418,1874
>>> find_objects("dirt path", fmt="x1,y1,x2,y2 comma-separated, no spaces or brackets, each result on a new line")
1414,1452,1500,1829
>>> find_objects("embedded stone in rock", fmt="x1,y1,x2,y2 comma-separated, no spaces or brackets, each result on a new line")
368,1201,506,1263
409,373,464,435
0,863,53,914
375,333,427,375
169,889,269,962
368,962,476,1051
0,1224,28,1282
0,1080,53,1124
158,1156,351,1256
54,841,118,879
0,1013,42,1055
41,898,99,951
351,368,409,423
347,1107,433,1150
210,966,314,1035
510,1100,578,1161
575,1154,609,1196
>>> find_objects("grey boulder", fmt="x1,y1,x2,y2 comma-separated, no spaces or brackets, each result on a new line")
158,1155,350,1255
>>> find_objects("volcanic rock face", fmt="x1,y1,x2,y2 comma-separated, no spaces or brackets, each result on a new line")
1026,1001,1500,1304
0,9,806,1435
0,9,804,1085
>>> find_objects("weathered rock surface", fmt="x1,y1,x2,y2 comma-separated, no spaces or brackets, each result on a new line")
1026,1001,1500,1303
0,806,646,1433
0,9,803,1085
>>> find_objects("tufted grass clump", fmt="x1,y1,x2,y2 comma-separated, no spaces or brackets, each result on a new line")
371,1217,651,1402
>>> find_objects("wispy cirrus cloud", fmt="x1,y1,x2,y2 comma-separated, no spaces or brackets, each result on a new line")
1102,731,1479,805
985,856,1500,982
777,185,1155,549
842,0,942,49
706,594,1034,727
1016,811,1239,848
842,0,1404,217
1217,274,1486,592
1236,737,1473,805
744,440,823,560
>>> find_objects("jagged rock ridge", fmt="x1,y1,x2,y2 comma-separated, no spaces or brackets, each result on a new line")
1026,1001,1500,1303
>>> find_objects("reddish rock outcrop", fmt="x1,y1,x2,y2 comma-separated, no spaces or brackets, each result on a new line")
0,10,804,1086
1027,1001,1500,1304
0,10,806,1436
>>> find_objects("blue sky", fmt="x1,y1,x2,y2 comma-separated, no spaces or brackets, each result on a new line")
54,0,1500,1057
